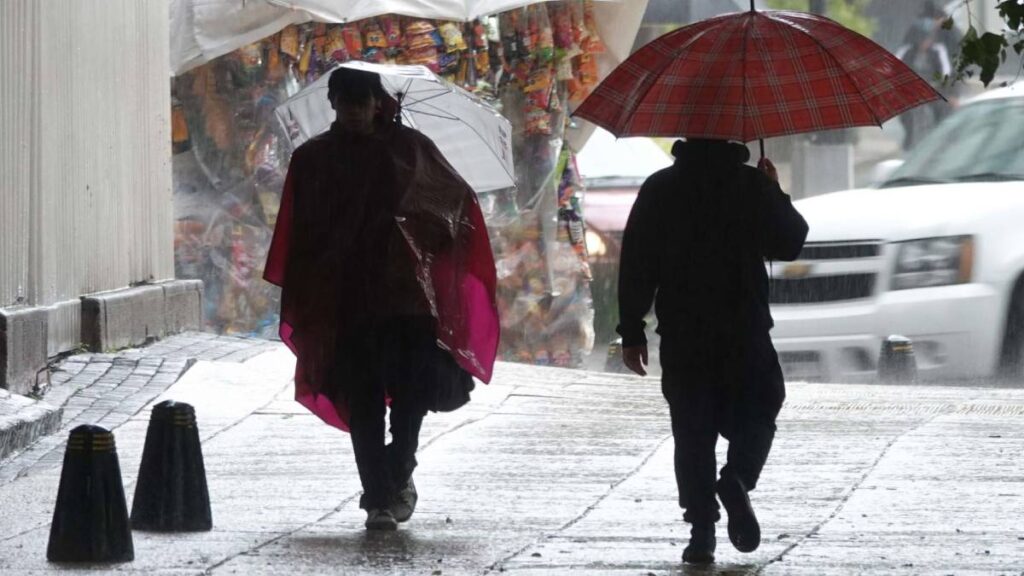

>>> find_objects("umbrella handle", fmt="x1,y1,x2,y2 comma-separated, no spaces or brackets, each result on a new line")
759,139,765,161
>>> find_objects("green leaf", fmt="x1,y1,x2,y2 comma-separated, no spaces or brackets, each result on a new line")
980,32,1009,53
997,0,1024,30
941,17,955,31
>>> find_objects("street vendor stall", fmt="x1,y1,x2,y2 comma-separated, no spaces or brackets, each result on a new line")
170,0,647,367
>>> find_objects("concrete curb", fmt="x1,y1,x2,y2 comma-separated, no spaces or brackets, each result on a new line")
0,389,62,461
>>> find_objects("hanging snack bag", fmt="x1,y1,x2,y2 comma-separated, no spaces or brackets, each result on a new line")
439,51,460,74
407,46,441,73
405,21,437,50
582,0,606,54
472,20,488,49
530,5,555,64
525,106,552,135
439,22,467,53
524,66,553,109
577,52,599,87
298,38,313,75
475,48,491,76
341,24,363,56
363,20,388,50
325,25,349,62
551,4,574,49
280,26,300,59
266,39,285,82
382,16,403,53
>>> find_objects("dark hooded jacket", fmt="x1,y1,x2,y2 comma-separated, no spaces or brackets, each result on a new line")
616,140,808,347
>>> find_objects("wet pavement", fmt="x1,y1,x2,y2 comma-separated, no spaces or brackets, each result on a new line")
0,337,1023,575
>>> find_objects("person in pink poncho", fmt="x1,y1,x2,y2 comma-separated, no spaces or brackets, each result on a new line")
264,67,499,531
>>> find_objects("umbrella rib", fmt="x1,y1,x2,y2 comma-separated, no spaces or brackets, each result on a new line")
742,14,751,142
613,23,722,134
779,16,885,128
412,98,516,185
401,90,453,107
406,108,461,121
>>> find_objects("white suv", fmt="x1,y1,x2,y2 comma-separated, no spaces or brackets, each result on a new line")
770,85,1024,382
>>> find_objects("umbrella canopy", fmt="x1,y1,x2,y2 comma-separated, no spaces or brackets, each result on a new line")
573,9,944,142
274,61,514,193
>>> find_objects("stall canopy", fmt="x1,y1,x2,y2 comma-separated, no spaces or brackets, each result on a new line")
170,0,646,96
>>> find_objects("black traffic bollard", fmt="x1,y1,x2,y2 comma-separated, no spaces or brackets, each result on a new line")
878,335,918,384
130,400,212,532
47,425,134,563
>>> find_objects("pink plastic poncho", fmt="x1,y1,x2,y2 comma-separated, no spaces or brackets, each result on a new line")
263,121,499,431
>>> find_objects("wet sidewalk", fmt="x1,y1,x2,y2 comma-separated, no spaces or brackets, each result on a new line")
0,336,1022,575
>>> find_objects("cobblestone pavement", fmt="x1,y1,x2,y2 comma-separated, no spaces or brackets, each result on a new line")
0,338,1022,575
0,332,277,485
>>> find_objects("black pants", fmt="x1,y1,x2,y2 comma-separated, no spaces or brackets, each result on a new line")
338,316,435,511
660,331,785,525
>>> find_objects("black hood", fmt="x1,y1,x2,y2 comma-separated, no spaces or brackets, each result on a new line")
672,139,751,167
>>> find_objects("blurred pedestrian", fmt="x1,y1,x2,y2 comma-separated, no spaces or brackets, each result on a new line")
895,2,955,149
617,139,808,564
264,67,496,531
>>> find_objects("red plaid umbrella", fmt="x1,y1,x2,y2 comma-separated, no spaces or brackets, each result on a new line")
573,7,944,147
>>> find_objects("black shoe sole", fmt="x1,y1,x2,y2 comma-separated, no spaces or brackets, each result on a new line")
717,476,760,553
365,518,398,531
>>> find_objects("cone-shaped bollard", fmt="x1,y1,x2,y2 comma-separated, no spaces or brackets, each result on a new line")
878,335,918,384
131,400,212,531
47,425,134,563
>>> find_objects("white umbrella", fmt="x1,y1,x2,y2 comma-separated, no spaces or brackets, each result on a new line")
274,61,515,193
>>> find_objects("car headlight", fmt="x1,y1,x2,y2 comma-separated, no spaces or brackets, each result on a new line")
891,236,974,290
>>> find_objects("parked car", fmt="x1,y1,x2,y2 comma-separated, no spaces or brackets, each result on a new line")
770,84,1024,382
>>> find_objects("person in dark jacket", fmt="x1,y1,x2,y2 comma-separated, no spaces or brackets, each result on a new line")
617,139,808,564
264,68,498,532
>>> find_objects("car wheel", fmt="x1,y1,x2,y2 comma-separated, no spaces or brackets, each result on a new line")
999,280,1024,381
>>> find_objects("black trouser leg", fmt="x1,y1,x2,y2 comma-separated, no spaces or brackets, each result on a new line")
662,348,722,526
387,396,428,487
719,334,786,491
668,402,721,525
349,378,393,511
341,316,436,511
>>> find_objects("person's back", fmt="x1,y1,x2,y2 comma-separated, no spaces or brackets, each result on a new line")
618,139,806,348
616,138,807,565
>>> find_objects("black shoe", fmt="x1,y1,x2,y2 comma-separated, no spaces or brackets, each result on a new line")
682,524,716,564
365,508,398,531
390,476,418,523
717,474,760,553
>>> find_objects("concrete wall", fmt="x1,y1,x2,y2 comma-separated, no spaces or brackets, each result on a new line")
1,0,198,393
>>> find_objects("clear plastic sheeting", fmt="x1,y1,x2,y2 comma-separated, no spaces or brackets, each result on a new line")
173,2,613,366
